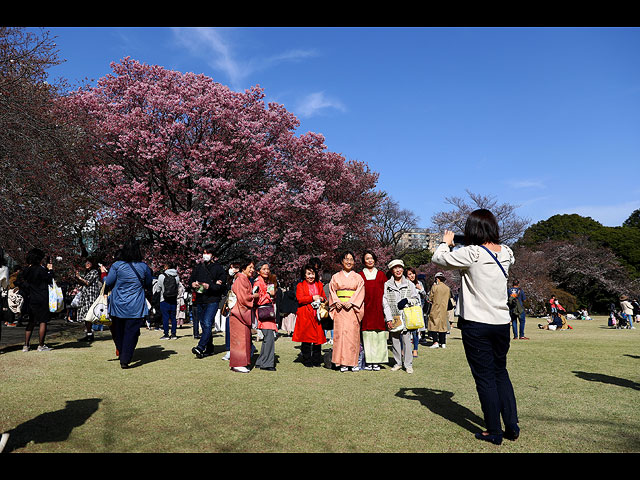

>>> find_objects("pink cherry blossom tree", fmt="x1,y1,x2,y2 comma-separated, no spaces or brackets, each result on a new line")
61,57,382,281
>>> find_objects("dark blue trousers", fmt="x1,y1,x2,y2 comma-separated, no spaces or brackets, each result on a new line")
111,317,142,367
459,318,518,435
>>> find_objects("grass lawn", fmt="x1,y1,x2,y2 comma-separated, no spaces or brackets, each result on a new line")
1,315,639,453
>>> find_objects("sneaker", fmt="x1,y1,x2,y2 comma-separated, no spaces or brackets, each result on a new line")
22,345,30,352
221,352,230,361
440,344,446,349
159,335,170,340
340,366,349,372
429,343,440,349
352,366,360,372
390,365,402,371
231,366,250,373
168,335,177,340
406,366,414,374
372,364,381,371
37,344,53,352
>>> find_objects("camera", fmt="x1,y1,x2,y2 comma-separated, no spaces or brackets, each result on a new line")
453,234,466,245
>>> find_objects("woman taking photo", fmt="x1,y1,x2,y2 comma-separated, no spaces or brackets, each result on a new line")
359,250,388,370
229,259,258,373
329,251,365,372
382,259,420,374
103,239,153,369
293,264,327,367
431,208,519,445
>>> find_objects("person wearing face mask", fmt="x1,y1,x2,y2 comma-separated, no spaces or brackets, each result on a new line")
189,245,228,359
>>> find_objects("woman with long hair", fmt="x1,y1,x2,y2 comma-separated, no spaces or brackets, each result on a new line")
432,208,519,445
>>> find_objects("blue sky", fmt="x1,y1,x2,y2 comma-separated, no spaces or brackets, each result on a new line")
38,26,640,229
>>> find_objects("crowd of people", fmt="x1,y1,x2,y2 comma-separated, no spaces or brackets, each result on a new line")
3,208,639,447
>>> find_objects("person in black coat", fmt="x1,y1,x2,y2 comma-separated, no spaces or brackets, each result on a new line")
19,248,55,352
188,245,228,358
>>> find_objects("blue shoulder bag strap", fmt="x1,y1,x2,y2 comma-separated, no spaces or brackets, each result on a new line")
128,262,148,317
480,245,508,279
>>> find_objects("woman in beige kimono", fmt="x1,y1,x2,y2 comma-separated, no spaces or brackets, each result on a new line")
329,251,365,372
229,259,258,373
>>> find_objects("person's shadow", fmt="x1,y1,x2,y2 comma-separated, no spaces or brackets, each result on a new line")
572,371,640,391
4,398,102,453
396,388,485,434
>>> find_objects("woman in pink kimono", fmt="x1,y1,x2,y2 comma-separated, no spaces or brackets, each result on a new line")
329,251,365,372
229,260,257,373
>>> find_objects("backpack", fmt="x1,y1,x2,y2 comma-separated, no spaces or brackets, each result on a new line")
163,273,178,302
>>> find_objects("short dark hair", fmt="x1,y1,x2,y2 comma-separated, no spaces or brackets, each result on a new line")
26,248,46,266
464,209,500,246
361,250,377,264
203,243,215,254
338,250,356,263
238,257,255,272
301,264,317,280
120,238,143,263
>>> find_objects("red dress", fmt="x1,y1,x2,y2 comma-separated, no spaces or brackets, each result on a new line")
359,269,387,331
292,281,327,345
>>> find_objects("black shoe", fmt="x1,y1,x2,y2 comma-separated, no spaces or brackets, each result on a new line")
79,335,94,342
261,367,276,371
120,363,130,369
192,346,205,359
504,425,520,441
475,431,502,445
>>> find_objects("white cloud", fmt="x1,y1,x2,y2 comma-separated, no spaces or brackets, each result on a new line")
170,27,316,91
507,179,546,189
295,91,346,118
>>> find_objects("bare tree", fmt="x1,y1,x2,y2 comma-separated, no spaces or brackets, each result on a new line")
372,194,419,256
430,189,530,245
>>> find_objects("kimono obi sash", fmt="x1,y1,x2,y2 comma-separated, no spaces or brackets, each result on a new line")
336,289,355,301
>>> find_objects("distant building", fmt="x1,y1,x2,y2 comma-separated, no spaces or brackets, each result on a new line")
396,228,442,253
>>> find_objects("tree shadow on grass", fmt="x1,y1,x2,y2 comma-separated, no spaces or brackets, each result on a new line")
396,388,484,434
572,371,640,391
4,398,102,453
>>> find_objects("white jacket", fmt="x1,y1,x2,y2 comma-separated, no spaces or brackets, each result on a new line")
432,243,514,325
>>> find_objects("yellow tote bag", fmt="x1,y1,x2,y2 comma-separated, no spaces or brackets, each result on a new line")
403,304,424,330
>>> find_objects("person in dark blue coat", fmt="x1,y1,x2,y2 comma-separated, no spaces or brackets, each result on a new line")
103,239,153,369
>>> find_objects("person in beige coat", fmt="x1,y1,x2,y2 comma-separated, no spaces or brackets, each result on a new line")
428,272,451,348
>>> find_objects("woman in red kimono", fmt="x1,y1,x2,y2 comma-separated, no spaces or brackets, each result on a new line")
359,250,388,370
229,259,257,373
293,264,327,367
